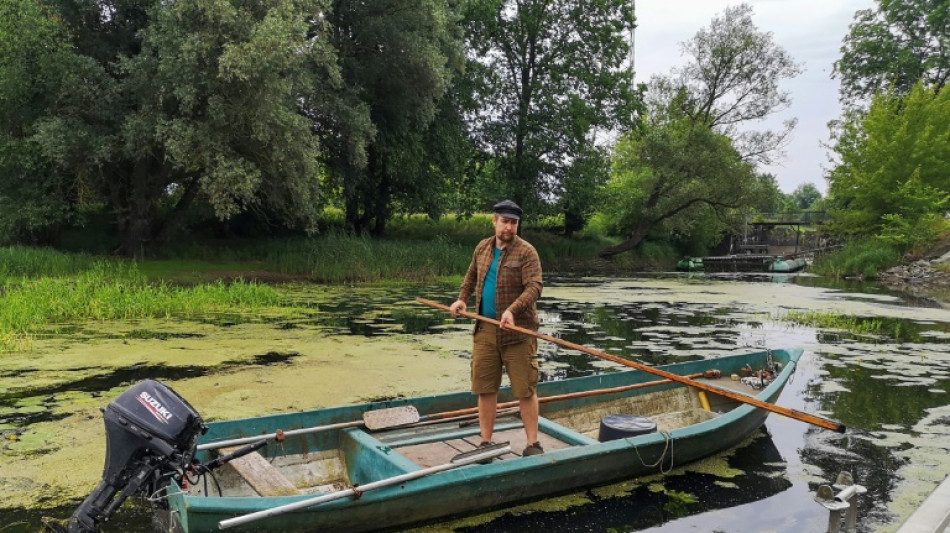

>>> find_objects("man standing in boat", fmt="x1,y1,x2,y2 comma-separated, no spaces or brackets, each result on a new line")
449,199,545,457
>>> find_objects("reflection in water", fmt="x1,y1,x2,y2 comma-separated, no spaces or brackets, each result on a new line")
456,430,792,533
819,361,950,428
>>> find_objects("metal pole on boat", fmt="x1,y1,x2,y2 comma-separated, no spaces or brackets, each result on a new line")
217,445,511,530
196,420,366,451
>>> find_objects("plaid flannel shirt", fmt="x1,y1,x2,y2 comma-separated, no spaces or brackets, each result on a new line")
458,235,543,345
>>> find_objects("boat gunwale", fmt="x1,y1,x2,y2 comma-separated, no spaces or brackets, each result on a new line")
172,348,803,515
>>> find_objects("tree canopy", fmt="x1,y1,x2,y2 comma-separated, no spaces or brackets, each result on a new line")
0,0,78,243
464,0,639,217
835,0,950,103
596,3,799,256
2,0,344,255
597,104,758,257
325,0,462,236
649,3,802,165
789,183,823,211
9,0,904,261
826,83,950,248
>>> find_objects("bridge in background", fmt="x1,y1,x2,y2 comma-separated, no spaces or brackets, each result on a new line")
695,212,836,273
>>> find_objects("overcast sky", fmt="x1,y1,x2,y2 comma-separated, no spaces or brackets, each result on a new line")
633,0,876,194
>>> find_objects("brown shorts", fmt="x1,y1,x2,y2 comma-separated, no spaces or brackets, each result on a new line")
471,322,539,398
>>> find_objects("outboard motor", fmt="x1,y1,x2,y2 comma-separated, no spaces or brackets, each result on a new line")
66,379,207,533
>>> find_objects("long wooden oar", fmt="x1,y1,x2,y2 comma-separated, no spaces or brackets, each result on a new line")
416,297,846,433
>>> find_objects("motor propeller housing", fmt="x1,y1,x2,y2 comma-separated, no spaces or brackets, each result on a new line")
66,379,206,533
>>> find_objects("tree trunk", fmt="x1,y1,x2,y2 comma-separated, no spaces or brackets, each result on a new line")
153,175,201,246
598,219,655,258
512,22,537,206
371,167,390,238
344,187,361,233
110,158,168,257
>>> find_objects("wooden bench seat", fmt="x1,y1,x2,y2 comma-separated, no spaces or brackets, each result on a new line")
220,446,299,497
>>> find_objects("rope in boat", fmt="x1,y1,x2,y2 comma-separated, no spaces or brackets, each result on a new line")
632,430,675,474
147,485,186,502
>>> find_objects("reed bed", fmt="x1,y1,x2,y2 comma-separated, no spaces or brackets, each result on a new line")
778,310,885,336
269,234,473,282
162,234,472,283
161,220,636,282
810,239,902,278
0,246,102,282
0,258,282,352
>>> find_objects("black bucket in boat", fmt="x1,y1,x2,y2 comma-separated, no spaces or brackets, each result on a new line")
598,414,657,442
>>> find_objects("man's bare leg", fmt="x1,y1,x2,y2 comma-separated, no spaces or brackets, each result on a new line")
519,393,539,444
478,393,498,443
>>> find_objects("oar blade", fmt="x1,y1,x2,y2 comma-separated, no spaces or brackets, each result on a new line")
363,405,420,430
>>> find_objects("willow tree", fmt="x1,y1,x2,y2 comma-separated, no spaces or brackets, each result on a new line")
597,4,800,257
597,107,758,257
14,0,341,255
651,3,802,165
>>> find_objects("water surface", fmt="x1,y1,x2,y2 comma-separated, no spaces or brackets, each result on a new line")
2,274,948,533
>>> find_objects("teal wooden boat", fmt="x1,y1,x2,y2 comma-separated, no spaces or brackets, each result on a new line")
160,348,803,533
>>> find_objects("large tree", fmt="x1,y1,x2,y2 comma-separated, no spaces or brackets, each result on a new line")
0,0,80,244
324,0,462,236
826,83,950,246
597,4,800,256
597,103,758,257
789,183,823,211
464,0,639,215
835,0,950,103
647,3,801,165
9,0,341,255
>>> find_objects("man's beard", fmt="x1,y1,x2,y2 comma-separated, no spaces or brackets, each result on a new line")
497,231,514,243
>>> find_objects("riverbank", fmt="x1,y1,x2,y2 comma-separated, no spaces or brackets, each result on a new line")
877,248,950,305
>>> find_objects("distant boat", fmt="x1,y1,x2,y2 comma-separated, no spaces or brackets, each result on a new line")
160,348,803,533
768,257,808,273
676,257,704,271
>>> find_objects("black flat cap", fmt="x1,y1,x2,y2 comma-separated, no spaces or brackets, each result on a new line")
493,199,522,220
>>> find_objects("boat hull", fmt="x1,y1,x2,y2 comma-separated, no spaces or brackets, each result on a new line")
165,348,802,533
769,257,808,273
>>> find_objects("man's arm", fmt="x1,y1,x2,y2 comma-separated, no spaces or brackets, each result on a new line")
451,247,481,316
508,248,543,316
499,246,542,328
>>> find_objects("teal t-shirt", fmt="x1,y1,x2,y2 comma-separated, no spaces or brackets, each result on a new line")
481,247,504,319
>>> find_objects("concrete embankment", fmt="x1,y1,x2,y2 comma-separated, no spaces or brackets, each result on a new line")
896,475,950,533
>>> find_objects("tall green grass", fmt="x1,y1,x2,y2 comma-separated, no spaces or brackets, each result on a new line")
0,246,102,282
810,239,902,278
270,233,473,282
160,233,473,283
0,258,282,352
386,213,496,243
778,310,884,336
159,219,641,281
